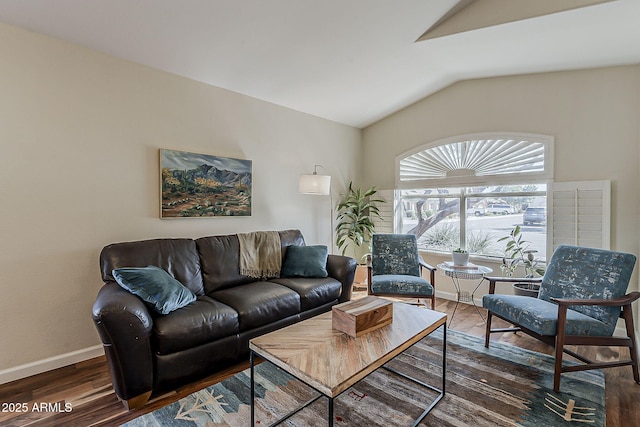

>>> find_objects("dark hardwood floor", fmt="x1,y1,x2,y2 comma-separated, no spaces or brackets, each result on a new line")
1,297,638,426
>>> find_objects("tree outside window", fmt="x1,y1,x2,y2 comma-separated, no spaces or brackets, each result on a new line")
397,185,547,261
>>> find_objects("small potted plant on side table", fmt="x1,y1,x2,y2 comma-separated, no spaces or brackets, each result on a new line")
452,247,469,266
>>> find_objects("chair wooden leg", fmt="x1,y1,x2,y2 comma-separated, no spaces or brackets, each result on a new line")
430,295,435,310
622,305,640,383
553,338,565,393
484,312,492,348
553,306,569,393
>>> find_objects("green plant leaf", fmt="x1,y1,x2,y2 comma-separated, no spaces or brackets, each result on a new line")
334,181,386,258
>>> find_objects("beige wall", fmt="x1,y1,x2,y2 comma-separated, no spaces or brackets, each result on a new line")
0,23,361,374
1,19,639,378
363,66,640,298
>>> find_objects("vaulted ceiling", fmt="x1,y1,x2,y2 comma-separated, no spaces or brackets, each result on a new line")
0,0,638,128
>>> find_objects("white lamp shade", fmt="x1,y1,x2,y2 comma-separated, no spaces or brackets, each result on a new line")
299,174,331,195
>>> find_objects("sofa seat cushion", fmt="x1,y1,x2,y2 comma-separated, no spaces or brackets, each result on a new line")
210,282,301,331
483,294,612,337
153,296,239,355
270,277,341,311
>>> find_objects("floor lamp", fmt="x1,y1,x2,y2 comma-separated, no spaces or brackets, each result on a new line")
299,165,333,252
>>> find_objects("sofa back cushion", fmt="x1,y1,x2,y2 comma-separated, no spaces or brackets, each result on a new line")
100,238,204,296
279,229,306,248
196,229,306,294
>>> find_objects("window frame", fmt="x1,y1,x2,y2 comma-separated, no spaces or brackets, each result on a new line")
393,132,554,261
388,134,610,269
397,184,548,260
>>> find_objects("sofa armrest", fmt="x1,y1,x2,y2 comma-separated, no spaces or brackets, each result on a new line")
92,282,154,405
326,254,357,303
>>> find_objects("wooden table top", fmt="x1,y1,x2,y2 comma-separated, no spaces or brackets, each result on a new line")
249,300,447,397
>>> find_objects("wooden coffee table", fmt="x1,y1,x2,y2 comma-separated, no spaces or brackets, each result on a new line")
249,301,447,426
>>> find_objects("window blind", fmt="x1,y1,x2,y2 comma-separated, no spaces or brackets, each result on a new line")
548,180,610,255
372,189,397,234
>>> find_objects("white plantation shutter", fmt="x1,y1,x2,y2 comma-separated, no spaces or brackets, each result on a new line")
372,190,397,234
548,180,610,256
396,133,553,188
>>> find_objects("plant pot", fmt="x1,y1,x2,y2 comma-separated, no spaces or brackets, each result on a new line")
513,282,540,297
451,252,469,266
353,265,368,291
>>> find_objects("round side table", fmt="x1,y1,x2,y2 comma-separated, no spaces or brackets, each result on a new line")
437,263,492,325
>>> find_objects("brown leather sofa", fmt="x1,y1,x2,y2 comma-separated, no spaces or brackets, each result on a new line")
92,229,356,409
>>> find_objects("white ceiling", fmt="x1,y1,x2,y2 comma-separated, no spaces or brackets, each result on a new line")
1,0,639,128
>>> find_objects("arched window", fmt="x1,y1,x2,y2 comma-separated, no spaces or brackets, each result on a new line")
396,132,553,188
393,133,554,261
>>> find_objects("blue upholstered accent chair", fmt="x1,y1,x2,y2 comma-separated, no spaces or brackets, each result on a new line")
367,234,436,309
483,245,640,392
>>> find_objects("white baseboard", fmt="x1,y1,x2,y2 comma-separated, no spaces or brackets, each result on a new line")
0,345,104,385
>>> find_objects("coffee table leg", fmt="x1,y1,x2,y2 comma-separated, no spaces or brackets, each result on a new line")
250,351,255,426
383,323,446,427
328,397,334,427
442,324,447,394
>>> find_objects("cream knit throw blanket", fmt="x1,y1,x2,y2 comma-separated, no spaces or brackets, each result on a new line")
237,231,282,279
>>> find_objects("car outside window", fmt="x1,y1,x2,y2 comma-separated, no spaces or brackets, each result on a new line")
487,204,514,215
523,207,546,225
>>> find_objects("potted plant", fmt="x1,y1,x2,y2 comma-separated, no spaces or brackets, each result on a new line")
352,253,373,291
451,247,469,266
335,182,385,261
498,225,545,297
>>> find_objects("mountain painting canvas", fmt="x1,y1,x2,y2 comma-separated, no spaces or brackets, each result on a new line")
160,149,252,218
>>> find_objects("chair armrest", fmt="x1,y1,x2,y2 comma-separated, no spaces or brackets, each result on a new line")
92,282,154,402
418,257,436,271
418,257,437,288
484,276,542,293
553,292,640,343
551,291,640,307
326,254,357,303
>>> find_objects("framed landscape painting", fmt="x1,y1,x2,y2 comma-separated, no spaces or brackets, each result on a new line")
160,149,252,218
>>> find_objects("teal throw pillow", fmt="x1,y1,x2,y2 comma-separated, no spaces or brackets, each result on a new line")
281,245,328,278
112,266,196,315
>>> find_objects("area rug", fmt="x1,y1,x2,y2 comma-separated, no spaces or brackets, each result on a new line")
122,330,605,426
